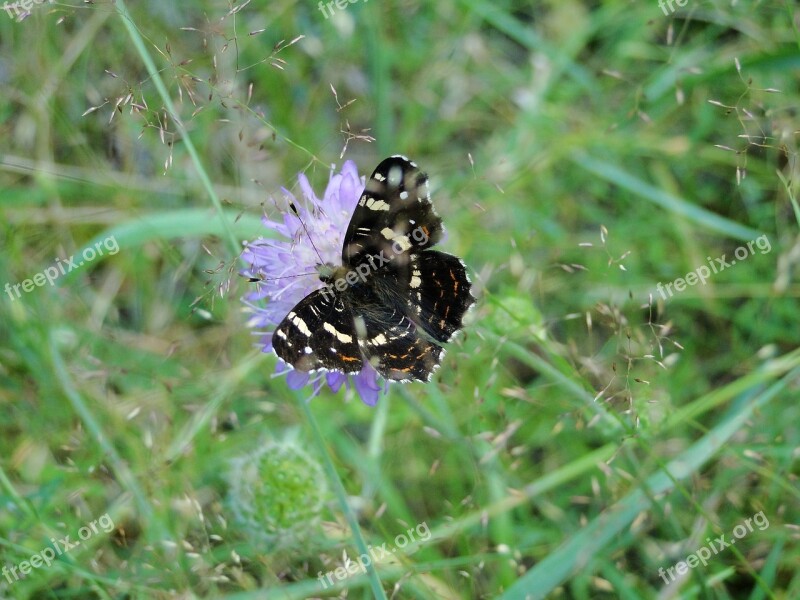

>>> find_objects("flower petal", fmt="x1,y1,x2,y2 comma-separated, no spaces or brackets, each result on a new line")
326,371,347,393
353,363,382,406
286,369,311,389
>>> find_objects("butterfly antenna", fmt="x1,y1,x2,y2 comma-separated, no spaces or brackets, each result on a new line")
242,271,318,283
289,202,327,265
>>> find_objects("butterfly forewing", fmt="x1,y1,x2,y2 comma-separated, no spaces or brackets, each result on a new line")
342,156,444,269
272,291,363,373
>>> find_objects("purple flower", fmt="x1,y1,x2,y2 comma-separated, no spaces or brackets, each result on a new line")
241,161,387,406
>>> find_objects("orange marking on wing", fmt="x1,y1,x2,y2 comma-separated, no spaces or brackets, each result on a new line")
450,269,460,292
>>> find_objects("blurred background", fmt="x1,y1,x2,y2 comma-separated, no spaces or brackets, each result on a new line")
1,1,798,598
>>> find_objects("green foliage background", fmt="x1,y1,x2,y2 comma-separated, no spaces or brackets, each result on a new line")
1,1,798,598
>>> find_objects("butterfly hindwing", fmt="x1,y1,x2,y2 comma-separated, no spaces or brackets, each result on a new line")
348,301,445,382
404,251,475,344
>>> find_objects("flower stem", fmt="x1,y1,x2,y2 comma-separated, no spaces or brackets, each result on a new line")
299,398,388,599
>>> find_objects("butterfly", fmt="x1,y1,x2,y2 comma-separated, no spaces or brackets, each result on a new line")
272,155,475,382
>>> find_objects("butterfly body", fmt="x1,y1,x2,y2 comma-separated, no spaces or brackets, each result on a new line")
272,156,474,382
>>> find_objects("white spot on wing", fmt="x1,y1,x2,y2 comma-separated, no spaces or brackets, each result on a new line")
291,314,311,336
365,197,390,211
323,322,353,343
369,333,388,345
410,264,422,288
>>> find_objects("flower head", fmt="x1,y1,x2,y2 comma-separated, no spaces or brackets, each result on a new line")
226,439,327,548
241,161,386,405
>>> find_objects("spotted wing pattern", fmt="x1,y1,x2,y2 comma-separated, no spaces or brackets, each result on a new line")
342,156,443,269
273,155,474,383
404,250,474,344
272,291,362,374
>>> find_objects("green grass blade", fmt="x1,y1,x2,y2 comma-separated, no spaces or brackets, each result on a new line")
572,153,762,241
113,0,240,255
498,367,797,599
